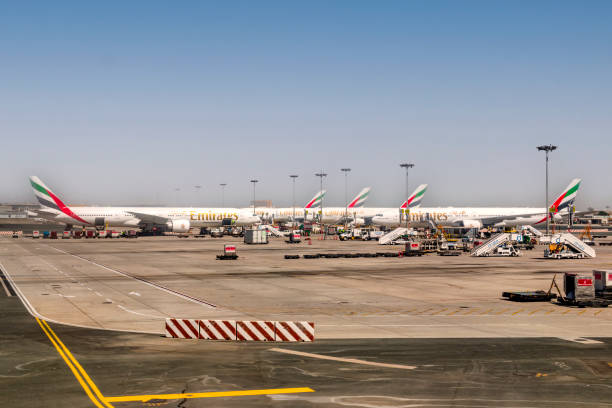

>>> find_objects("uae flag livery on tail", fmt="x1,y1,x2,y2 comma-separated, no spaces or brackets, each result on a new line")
535,178,581,224
29,176,90,224
347,187,371,209
304,190,326,209
400,184,428,209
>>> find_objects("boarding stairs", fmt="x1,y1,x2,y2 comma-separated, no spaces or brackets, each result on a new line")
470,233,511,257
550,233,596,258
258,225,284,237
521,225,543,238
378,227,409,245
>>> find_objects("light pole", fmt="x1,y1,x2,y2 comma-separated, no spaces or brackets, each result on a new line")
537,145,557,236
315,171,327,237
341,168,351,228
250,180,258,216
289,175,298,223
399,163,414,230
219,183,227,207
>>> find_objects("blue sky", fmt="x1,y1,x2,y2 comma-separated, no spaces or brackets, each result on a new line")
1,1,610,208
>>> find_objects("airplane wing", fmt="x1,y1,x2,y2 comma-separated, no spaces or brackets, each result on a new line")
126,211,170,225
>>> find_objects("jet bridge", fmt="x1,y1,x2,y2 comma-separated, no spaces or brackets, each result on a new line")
470,233,511,256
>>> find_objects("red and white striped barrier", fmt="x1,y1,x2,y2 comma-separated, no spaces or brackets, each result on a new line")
164,319,315,341
165,318,200,339
237,320,276,341
199,320,237,340
275,321,315,342
0,231,21,236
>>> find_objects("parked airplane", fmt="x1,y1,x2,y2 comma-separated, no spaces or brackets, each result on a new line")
371,179,581,229
349,184,428,225
251,187,374,225
250,190,327,223
304,187,372,224
29,176,260,232
252,185,426,226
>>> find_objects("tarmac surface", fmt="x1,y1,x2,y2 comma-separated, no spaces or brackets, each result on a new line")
2,234,612,407
2,236,612,340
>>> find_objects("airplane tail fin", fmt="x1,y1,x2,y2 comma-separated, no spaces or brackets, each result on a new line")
347,187,371,209
400,184,428,209
30,176,65,211
304,190,326,209
29,176,88,224
550,178,581,214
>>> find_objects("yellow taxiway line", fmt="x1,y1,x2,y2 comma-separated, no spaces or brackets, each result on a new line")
106,388,315,403
36,317,114,408
35,318,314,406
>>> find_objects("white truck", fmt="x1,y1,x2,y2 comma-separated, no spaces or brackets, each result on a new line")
484,245,521,257
544,249,584,259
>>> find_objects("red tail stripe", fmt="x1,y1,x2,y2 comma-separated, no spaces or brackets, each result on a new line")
44,188,90,224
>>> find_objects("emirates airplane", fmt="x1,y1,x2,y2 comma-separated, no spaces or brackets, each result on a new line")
252,188,372,224
371,179,581,229
29,176,260,232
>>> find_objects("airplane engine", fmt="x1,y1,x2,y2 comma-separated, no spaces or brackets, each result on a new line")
166,219,190,233
459,219,483,229
221,218,235,226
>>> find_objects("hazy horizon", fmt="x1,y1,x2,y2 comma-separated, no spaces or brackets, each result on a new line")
1,1,610,209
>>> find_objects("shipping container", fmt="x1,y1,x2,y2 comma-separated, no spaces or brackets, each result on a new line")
32,230,40,239
564,273,595,301
244,229,268,244
593,270,612,291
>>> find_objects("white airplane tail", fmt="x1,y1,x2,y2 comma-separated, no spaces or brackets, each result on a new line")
347,187,371,209
400,184,428,209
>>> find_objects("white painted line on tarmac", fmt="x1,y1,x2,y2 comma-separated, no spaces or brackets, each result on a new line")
117,304,166,319
47,245,216,308
0,260,162,335
270,348,417,370
94,291,103,297
559,337,603,345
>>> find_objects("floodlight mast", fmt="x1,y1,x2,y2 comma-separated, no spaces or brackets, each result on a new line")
250,180,259,216
315,171,327,238
399,163,414,230
341,168,351,228
537,145,557,236
289,175,298,222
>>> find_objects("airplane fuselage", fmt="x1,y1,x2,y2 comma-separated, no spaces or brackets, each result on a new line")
37,206,260,228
